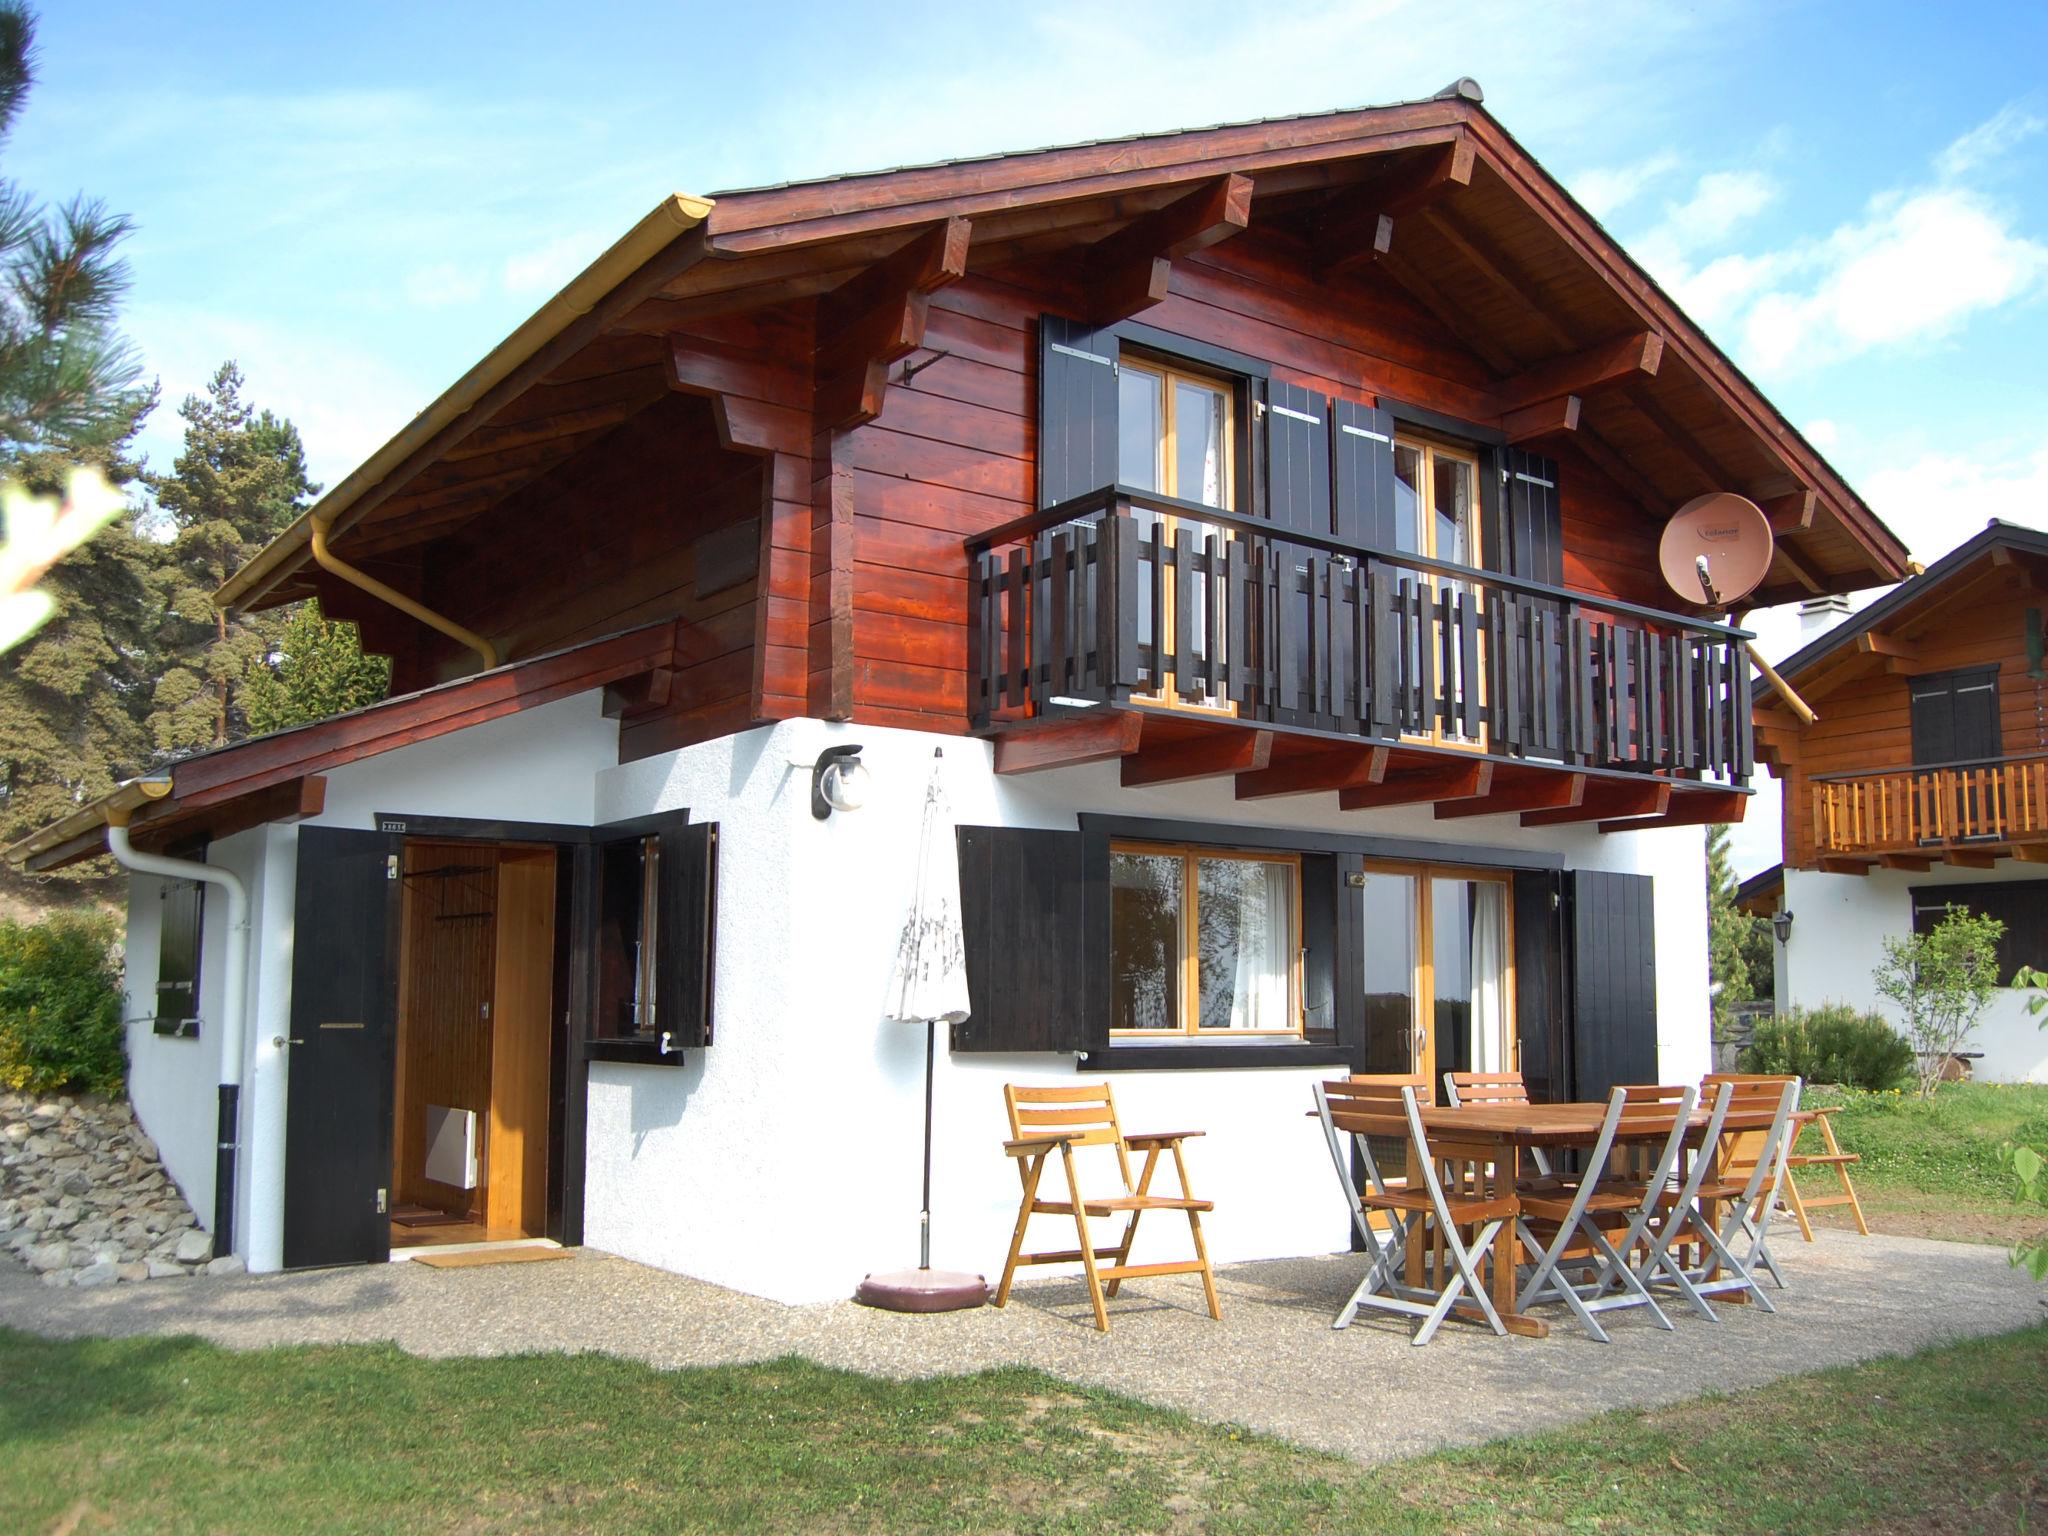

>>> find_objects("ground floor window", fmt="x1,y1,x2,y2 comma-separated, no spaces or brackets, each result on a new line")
595,834,659,1041
1359,863,1514,1085
1110,842,1301,1036
154,877,204,1037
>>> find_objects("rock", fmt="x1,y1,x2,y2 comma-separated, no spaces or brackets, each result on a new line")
173,1229,214,1264
72,1260,118,1289
23,1241,69,1272
145,1257,188,1280
116,1261,147,1283
40,1268,70,1288
203,1255,244,1278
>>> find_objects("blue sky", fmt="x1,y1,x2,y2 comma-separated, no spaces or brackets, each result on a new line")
20,1,2048,872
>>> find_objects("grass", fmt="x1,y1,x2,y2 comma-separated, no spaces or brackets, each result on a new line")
0,1323,2043,1535
1802,1082,2048,1245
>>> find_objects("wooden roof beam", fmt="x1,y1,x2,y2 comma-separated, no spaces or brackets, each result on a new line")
1766,489,1818,534
1598,786,1745,833
1623,386,1743,492
1339,759,1492,811
1234,744,1389,800
1489,331,1664,418
1317,137,1475,280
1500,393,1581,444
814,216,972,429
1435,771,1584,820
1521,779,1670,827
1376,246,1520,375
1571,418,1671,519
1121,726,1272,787
1773,537,1829,596
1423,208,1577,351
991,709,1144,774
1084,173,1253,324
1856,631,1920,661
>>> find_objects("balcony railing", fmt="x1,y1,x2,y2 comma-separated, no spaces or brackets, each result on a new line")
1813,753,2048,855
965,487,1754,787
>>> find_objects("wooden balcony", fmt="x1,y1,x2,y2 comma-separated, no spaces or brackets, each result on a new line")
964,488,1752,827
1812,753,2048,868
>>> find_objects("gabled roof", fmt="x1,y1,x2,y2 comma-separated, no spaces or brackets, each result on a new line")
214,85,1908,624
5,622,678,872
1759,520,2048,700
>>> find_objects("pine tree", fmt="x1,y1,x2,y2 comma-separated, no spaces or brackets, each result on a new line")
240,600,389,737
1706,824,1765,1034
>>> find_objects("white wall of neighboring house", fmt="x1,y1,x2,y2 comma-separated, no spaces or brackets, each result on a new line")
1775,864,2048,1082
582,717,1710,1306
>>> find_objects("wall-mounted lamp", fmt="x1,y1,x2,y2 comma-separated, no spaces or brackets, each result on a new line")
811,743,870,819
1771,910,1795,945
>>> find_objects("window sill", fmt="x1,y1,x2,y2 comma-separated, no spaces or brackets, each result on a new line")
584,1039,689,1066
1080,1043,1351,1073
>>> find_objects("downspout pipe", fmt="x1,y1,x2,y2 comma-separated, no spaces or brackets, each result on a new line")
309,515,500,673
105,818,250,1261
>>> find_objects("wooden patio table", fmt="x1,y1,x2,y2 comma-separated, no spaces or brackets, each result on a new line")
1416,1100,1809,1338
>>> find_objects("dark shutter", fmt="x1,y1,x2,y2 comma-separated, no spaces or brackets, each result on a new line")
1512,870,1568,1103
1329,398,1396,548
655,820,718,1048
1910,878,2048,982
1037,315,1120,509
1910,666,2001,767
953,825,1108,1052
1567,869,1658,1100
1300,853,1339,1045
154,879,205,1036
1263,380,1332,537
1501,447,1563,585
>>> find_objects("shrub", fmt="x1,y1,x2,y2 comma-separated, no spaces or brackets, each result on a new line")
1739,1003,1915,1091
0,913,125,1096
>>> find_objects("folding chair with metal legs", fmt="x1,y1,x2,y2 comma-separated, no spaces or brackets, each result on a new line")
1314,1078,1510,1346
1516,1085,1696,1343
1628,1081,1739,1321
1685,1077,1802,1308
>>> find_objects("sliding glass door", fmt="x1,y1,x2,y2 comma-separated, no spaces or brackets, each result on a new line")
1358,864,1515,1093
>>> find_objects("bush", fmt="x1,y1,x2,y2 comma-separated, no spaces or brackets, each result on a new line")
1740,1003,1914,1091
0,913,125,1096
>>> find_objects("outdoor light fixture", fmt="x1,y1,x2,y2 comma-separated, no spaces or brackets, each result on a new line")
811,743,870,819
1772,910,1795,944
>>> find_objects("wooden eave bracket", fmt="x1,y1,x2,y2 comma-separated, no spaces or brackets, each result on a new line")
1082,173,1253,324
1597,786,1745,834
814,216,972,429
992,709,1144,774
1317,136,1476,280
1488,331,1664,420
1338,759,1492,812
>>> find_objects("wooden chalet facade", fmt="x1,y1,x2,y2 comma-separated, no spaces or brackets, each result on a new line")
10,84,1911,1291
1748,522,2048,1082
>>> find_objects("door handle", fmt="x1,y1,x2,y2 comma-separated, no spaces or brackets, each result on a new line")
273,1036,305,1047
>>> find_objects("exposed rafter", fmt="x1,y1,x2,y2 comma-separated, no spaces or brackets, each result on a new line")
1521,779,1670,827
1598,787,1745,833
1338,759,1491,811
1234,745,1389,800
1121,728,1272,787
814,216,972,429
1489,332,1664,418
991,710,1144,774
1765,489,1817,534
1316,136,1475,279
1083,173,1253,323
1435,772,1584,820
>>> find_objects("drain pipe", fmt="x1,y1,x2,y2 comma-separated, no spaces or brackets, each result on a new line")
310,514,500,672
105,814,250,1261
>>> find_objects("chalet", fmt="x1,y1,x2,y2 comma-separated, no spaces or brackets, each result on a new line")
6,82,1908,1299
1747,521,2048,1083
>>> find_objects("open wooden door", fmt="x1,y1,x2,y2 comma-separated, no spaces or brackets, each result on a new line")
283,826,399,1270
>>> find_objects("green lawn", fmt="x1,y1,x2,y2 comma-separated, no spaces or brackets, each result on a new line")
1803,1082,2048,1245
1,1323,2044,1535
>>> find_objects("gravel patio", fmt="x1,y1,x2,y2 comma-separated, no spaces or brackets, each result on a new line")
2,1227,2040,1467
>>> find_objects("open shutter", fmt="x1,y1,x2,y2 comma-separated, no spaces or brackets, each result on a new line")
655,820,718,1048
1513,870,1568,1103
1567,869,1658,1100
1263,380,1332,536
1037,315,1120,508
953,825,1108,1052
1501,447,1563,585
1329,399,1396,548
154,879,204,1035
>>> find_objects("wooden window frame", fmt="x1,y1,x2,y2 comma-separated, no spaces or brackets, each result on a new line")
1394,434,1489,751
1109,839,1304,1039
1120,354,1241,718
1360,859,1518,1092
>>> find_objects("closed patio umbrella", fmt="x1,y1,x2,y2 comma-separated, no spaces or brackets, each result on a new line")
856,747,988,1312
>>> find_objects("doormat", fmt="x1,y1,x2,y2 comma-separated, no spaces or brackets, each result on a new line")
392,1208,466,1228
411,1246,572,1269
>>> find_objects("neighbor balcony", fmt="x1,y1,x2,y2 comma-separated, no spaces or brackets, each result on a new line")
1812,752,2048,868
964,488,1752,826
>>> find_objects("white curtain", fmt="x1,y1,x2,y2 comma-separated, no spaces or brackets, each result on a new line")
1469,882,1508,1072
1227,862,1294,1031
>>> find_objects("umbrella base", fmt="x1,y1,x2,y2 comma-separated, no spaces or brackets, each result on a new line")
854,1267,989,1313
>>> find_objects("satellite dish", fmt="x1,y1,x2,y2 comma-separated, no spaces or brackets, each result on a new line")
1659,492,1774,607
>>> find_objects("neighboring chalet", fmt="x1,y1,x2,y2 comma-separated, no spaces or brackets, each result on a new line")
7,83,1907,1298
1747,520,2048,1083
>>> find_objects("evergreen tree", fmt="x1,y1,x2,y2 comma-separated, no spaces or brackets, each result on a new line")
1707,824,1767,1033
240,600,389,737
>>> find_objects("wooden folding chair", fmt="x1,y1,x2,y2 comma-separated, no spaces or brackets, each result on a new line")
1704,1073,1868,1239
993,1083,1219,1332
1315,1076,1510,1345
1443,1069,1554,1178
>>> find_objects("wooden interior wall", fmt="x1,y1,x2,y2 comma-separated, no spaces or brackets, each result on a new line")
1780,573,2048,866
486,846,556,1236
835,227,1681,733
392,841,498,1216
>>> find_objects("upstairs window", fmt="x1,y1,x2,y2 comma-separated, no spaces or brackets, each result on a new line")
1392,437,1481,568
154,878,204,1037
1117,358,1234,510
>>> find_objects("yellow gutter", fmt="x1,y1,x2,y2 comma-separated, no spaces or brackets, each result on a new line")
310,515,499,672
3,777,172,868
215,191,715,615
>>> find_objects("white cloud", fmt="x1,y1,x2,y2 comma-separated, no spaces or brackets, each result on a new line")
1802,418,1838,450
1936,101,2046,181
1859,437,2048,568
1568,152,1680,221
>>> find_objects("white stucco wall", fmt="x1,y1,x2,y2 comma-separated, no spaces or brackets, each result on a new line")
581,718,1710,1305
1779,864,2048,1082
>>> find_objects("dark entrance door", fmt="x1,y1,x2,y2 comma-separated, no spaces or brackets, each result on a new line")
1910,666,2002,838
283,826,399,1269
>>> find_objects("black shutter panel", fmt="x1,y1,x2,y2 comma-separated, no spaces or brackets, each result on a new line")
1263,381,1332,536
1300,853,1339,1045
953,825,1108,1052
1502,447,1563,585
1909,677,1955,767
1567,869,1657,1100
1512,870,1567,1103
154,879,205,1034
1329,398,1396,547
1037,315,1120,509
656,820,718,1048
